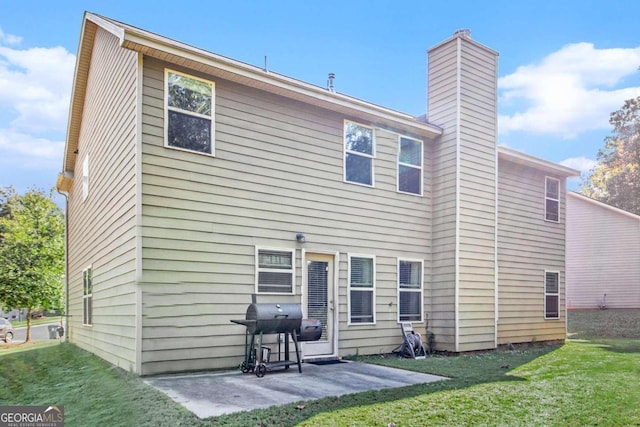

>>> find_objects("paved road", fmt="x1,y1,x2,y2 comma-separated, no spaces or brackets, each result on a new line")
14,322,64,342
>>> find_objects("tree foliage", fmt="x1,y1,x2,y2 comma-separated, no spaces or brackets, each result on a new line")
0,187,65,341
582,97,640,215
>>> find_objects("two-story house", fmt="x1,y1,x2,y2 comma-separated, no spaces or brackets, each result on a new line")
56,12,578,375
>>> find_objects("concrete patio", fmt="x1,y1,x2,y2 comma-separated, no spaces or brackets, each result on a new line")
144,360,446,418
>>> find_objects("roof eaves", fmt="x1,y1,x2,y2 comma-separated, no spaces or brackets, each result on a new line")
568,192,640,221
497,145,580,177
92,13,442,138
60,12,100,178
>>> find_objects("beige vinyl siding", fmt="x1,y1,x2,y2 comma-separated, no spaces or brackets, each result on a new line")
139,57,433,374
66,27,138,371
456,40,497,352
566,193,640,309
497,159,566,343
427,34,498,351
428,39,459,350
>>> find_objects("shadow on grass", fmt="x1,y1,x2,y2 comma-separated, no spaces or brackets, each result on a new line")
208,343,558,427
580,338,640,354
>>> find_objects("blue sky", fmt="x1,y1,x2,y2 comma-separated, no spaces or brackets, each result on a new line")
1,0,640,200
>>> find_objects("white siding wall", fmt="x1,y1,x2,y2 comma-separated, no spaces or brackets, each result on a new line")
567,193,640,309
140,58,434,374
497,160,566,343
428,34,498,352
66,26,139,371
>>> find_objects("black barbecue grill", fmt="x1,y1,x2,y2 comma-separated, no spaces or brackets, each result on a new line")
231,302,321,377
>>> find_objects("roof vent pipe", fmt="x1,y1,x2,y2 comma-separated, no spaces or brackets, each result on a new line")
454,29,471,38
327,73,335,92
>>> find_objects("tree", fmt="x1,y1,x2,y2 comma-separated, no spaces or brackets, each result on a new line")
0,187,65,342
582,97,640,215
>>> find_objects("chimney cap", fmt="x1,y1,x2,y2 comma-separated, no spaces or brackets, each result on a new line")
454,29,471,38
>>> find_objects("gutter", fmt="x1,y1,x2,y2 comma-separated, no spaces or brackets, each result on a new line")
56,188,69,342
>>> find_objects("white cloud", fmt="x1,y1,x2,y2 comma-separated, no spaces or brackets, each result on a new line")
0,128,63,169
0,26,22,46
560,156,597,173
0,32,74,179
0,44,75,134
499,43,640,139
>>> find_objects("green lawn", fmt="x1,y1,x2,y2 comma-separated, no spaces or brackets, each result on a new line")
0,310,638,426
11,316,63,329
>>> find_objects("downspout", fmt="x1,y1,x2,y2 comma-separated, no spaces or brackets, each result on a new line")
454,36,462,353
56,189,69,342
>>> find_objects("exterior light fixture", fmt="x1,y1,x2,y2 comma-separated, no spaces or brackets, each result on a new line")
296,233,305,243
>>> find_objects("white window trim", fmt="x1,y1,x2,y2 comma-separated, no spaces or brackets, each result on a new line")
544,270,560,320
397,258,424,323
544,176,560,223
164,68,216,157
82,265,93,326
255,247,296,295
397,135,424,196
347,253,376,325
343,120,375,187
82,155,89,202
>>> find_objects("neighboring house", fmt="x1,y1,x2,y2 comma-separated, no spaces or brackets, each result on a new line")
567,192,640,309
56,13,578,375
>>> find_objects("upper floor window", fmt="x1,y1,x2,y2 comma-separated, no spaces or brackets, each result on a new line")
398,136,423,195
83,266,93,326
165,69,214,155
256,248,295,294
344,121,374,186
348,254,375,324
544,271,560,319
398,259,423,322
545,177,560,222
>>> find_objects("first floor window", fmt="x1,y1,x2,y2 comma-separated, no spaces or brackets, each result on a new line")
256,248,294,294
398,259,423,322
344,121,375,186
545,177,560,222
348,255,375,324
83,266,93,326
545,271,560,319
165,69,214,155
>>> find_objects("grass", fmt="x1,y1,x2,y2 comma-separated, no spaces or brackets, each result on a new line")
568,308,640,339
0,342,200,427
0,340,59,355
0,310,638,426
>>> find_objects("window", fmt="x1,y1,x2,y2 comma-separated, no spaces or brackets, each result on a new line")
344,121,374,186
398,259,423,322
82,155,89,201
165,69,214,155
348,255,375,324
545,177,560,222
545,271,560,319
398,136,423,195
83,266,93,326
256,248,295,294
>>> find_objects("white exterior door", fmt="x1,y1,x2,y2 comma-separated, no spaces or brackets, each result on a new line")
302,252,336,358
